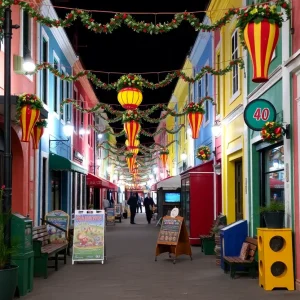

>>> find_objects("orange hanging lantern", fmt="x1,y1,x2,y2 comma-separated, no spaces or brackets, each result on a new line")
125,138,140,155
126,152,135,172
244,19,279,83
17,93,43,142
159,149,169,168
118,88,143,110
124,121,141,148
187,112,204,139
31,120,47,149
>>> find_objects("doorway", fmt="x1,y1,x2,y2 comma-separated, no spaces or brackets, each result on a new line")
235,161,243,220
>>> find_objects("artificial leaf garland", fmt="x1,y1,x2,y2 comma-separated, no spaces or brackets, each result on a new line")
0,1,290,40
35,58,244,91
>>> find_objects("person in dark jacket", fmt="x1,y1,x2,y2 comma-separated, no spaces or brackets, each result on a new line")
127,193,138,224
144,193,155,224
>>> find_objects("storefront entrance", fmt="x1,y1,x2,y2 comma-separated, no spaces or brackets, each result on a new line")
235,161,243,220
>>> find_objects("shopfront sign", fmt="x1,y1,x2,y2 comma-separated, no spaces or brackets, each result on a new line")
243,99,277,131
72,210,105,264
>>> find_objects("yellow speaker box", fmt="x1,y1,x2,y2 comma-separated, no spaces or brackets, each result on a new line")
257,228,294,291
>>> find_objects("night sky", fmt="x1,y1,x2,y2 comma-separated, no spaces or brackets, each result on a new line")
53,0,210,147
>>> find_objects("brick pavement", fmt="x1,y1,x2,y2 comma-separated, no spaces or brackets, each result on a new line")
24,213,300,300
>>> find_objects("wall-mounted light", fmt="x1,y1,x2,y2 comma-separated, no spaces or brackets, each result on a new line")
98,133,103,139
96,158,101,166
181,152,187,161
214,162,221,175
212,120,221,137
79,127,85,135
153,167,158,173
107,165,112,173
187,127,192,136
63,121,74,137
23,51,36,73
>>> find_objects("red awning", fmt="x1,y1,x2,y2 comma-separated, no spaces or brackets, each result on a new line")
270,178,284,189
86,173,118,190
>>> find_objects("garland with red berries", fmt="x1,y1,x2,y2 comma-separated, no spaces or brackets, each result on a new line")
0,1,291,41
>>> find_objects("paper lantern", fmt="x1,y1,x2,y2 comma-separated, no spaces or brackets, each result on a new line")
126,156,135,172
117,88,143,110
244,19,279,83
20,106,40,142
31,125,44,149
124,121,141,148
160,153,168,167
125,139,140,155
187,112,203,139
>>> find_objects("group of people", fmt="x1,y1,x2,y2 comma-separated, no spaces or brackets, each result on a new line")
127,193,155,224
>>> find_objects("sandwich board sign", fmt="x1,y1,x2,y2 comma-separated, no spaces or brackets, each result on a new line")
72,210,105,264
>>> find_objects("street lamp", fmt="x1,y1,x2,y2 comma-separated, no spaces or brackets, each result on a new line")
97,133,103,139
23,52,36,73
212,120,221,137
181,152,187,161
63,121,74,137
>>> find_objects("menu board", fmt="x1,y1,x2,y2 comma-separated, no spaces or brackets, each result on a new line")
45,210,69,244
115,204,121,216
106,208,115,225
157,217,182,246
72,210,105,263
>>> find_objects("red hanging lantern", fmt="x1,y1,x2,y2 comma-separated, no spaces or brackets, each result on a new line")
124,121,141,148
244,19,279,83
187,112,204,139
160,149,169,168
125,139,140,155
20,106,40,142
117,87,143,110
31,125,44,149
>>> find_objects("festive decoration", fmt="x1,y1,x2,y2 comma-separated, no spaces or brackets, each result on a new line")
260,121,283,143
236,1,290,83
31,119,47,149
17,93,43,142
123,113,141,149
125,138,140,156
125,152,135,172
196,145,211,161
35,58,244,91
122,109,141,123
159,149,169,167
117,88,143,110
184,98,214,139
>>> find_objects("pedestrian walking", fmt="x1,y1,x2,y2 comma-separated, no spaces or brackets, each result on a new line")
144,193,155,224
136,194,142,213
127,192,138,224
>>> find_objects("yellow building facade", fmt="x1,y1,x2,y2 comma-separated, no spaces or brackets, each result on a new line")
209,0,245,224
166,58,193,174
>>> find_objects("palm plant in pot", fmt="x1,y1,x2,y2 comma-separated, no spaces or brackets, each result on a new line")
0,185,19,300
260,200,285,228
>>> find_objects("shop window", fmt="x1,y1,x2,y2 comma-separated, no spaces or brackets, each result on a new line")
198,79,202,100
73,89,78,133
41,157,47,221
41,37,48,105
204,73,209,123
53,58,59,113
259,144,285,226
61,71,65,120
22,10,31,60
51,171,61,211
231,30,239,96
216,53,221,115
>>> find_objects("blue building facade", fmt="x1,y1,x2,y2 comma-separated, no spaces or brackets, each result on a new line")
189,16,214,166
35,1,79,224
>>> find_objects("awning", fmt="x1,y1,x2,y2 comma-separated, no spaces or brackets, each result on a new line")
151,183,157,191
157,175,181,190
86,173,118,190
49,153,88,174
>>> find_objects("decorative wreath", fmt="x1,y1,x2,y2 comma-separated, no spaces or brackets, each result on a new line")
34,119,48,128
236,1,291,48
260,121,283,144
196,145,211,161
122,109,141,123
183,97,215,114
16,93,44,121
116,74,144,92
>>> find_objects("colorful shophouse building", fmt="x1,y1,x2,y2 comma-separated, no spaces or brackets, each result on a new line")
284,0,300,290
37,0,80,223
0,4,47,221
209,0,245,224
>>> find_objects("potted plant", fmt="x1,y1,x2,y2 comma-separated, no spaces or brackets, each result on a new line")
260,200,285,228
0,185,19,300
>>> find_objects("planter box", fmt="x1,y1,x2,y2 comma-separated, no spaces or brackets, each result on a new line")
202,238,215,255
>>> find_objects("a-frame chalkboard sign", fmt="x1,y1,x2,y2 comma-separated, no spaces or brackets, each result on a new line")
155,216,192,264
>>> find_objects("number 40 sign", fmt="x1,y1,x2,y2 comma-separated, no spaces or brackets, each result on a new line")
243,99,277,131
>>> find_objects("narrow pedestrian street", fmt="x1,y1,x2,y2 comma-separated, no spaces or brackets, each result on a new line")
24,214,299,300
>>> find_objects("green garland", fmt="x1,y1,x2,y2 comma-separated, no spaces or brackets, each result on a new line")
0,1,291,41
35,58,244,91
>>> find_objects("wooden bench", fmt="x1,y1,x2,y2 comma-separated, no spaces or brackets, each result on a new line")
33,225,68,279
200,214,227,252
223,237,258,279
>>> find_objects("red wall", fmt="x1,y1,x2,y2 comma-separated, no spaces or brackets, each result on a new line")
0,6,37,219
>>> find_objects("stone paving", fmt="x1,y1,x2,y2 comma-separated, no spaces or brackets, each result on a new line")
24,213,300,300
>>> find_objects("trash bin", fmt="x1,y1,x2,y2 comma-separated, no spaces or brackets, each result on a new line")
11,213,34,297
202,238,215,255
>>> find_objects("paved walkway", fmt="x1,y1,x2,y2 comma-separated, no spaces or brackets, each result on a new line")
24,213,299,300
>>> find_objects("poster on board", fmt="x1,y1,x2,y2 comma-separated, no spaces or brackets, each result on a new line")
72,210,105,264
45,210,69,244
106,208,115,225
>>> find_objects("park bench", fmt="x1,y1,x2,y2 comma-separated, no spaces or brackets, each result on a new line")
32,225,68,279
223,237,258,279
199,214,226,254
